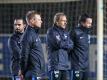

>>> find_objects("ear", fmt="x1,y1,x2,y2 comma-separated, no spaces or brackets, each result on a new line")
24,24,26,28
30,19,34,24
56,21,58,25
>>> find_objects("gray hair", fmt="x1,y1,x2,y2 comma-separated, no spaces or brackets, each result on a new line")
53,12,66,24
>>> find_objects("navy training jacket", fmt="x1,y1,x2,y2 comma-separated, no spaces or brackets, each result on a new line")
8,32,23,76
20,25,45,77
46,25,73,71
69,25,91,70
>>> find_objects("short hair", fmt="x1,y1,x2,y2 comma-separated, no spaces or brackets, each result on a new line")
53,12,66,24
14,17,26,24
26,10,40,23
78,13,92,23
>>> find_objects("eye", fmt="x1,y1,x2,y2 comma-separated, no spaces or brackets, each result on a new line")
17,24,21,26
14,24,21,26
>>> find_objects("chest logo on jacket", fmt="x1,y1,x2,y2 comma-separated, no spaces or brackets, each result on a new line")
56,35,61,41
80,37,84,39
36,37,41,42
64,34,67,39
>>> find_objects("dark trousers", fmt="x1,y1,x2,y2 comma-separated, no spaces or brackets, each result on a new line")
23,71,48,80
73,70,89,80
12,76,23,80
12,72,38,80
49,70,72,80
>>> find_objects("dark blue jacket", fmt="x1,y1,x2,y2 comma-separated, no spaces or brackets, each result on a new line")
69,25,90,70
46,25,73,71
20,25,45,77
8,32,23,76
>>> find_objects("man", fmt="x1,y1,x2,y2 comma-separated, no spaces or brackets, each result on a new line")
69,13,92,80
46,13,73,80
19,11,46,80
8,18,26,80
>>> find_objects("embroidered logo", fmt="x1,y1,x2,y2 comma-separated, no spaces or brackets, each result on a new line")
64,34,67,39
80,37,84,39
56,35,60,41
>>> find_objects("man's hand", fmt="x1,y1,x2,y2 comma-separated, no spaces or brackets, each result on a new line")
18,70,24,80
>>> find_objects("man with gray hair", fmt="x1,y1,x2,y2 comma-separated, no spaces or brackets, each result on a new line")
46,12,73,80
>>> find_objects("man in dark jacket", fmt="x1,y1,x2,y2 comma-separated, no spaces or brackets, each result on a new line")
8,18,26,80
46,12,73,80
19,11,46,80
69,13,92,80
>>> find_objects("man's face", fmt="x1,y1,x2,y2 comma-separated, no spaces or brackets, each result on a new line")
31,14,42,28
14,19,25,33
56,16,67,29
82,18,92,28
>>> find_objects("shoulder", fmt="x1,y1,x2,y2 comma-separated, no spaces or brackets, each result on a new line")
47,27,59,36
25,26,33,33
9,34,16,41
24,27,35,37
74,27,83,36
21,29,32,43
47,27,54,34
8,34,17,46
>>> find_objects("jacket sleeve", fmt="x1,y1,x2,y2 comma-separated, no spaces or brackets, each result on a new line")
20,32,31,75
47,29,73,51
64,34,73,50
69,29,76,42
8,37,20,60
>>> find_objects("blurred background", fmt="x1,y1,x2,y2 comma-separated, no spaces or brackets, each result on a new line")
0,0,107,80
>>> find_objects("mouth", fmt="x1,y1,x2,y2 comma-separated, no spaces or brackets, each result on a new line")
16,29,20,31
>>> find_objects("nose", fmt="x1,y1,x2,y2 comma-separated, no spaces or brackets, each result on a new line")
65,21,67,24
15,25,20,29
41,20,42,23
64,21,67,25
90,24,92,27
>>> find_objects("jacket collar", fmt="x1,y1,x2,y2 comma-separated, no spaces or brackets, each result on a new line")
14,31,23,37
53,24,66,32
78,24,91,34
28,25,39,33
